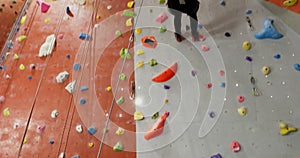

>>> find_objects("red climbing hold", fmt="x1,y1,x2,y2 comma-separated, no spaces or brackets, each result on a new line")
144,111,170,140
36,0,50,13
238,95,244,103
230,141,241,152
141,36,157,48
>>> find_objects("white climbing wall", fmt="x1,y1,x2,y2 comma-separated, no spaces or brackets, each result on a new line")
134,0,300,157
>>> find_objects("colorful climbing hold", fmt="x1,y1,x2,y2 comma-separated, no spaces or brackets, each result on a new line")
159,0,166,4
19,64,25,70
123,10,136,17
79,33,91,40
3,107,10,117
245,9,252,15
0,96,5,103
76,124,83,133
116,96,125,105
283,0,298,7
36,0,51,13
56,71,69,83
237,95,244,103
127,1,134,8
155,12,168,23
79,98,86,105
44,18,51,23
36,124,46,133
279,122,298,136
164,85,170,90
13,54,19,60
66,6,74,17
119,73,126,80
80,86,88,91
115,30,122,36
88,142,94,148
17,35,26,42
135,28,142,34
136,61,144,68
206,83,212,89
211,153,222,158
159,26,167,33
119,48,131,59
126,18,133,26
115,127,125,135
224,32,231,37
191,70,197,76
209,111,216,118
144,111,170,140
106,86,112,91
21,15,26,25
273,54,281,59
58,34,64,39
220,82,226,88
219,70,225,76
200,45,210,52
113,142,124,152
237,106,247,116
152,62,177,83
141,36,157,48
28,76,32,80
294,64,300,71
134,111,144,120
242,41,251,51
219,0,226,6
107,5,112,10
261,66,271,75
230,141,241,152
49,139,54,144
148,59,158,66
245,56,252,62
73,63,81,71
88,127,97,135
254,19,283,40
151,112,159,119
51,109,59,118
164,98,169,103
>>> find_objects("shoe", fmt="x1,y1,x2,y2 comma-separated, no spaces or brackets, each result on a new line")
175,33,185,42
192,33,200,42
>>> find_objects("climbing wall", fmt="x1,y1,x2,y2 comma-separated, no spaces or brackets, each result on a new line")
0,0,26,51
134,0,300,158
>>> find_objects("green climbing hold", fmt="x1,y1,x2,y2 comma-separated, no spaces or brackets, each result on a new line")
119,73,126,80
159,0,166,4
123,10,137,17
116,96,125,105
120,48,131,59
148,59,157,66
113,142,124,152
151,112,159,119
159,26,167,33
115,30,122,36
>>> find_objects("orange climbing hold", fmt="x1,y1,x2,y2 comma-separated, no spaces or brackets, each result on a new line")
141,36,157,48
152,62,177,83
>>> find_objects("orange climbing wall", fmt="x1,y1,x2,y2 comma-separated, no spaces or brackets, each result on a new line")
266,0,300,14
0,0,136,157
0,0,26,51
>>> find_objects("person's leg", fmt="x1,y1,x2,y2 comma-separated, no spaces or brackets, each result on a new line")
189,13,199,41
168,8,184,42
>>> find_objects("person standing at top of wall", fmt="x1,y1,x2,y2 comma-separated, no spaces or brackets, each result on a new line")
167,0,200,42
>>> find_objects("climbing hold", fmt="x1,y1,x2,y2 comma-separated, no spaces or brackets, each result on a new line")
73,63,81,71
66,6,74,17
36,124,46,133
21,15,27,25
73,155,80,158
36,0,51,13
294,64,300,71
23,138,27,144
155,12,168,23
220,82,226,88
211,153,222,158
115,30,122,36
28,76,32,80
279,126,297,136
136,61,144,68
219,70,225,76
58,152,65,158
103,128,109,133
65,80,76,94
242,41,251,51
283,0,298,7
224,32,231,37
237,106,247,116
119,48,131,59
3,107,10,117
113,142,124,152
56,71,69,83
261,66,271,75
245,9,252,15
39,34,56,57
152,112,159,119
237,95,244,103
159,0,166,4
17,35,27,42
254,19,283,40
200,45,210,52
198,23,203,29
106,86,112,91
78,0,86,5
0,96,5,103
66,54,71,59
191,70,197,76
141,36,157,48
199,34,206,41
164,85,170,90
135,28,142,34
164,98,169,103
159,26,167,33
80,86,88,91
144,111,170,140
279,121,288,129
127,1,134,8
230,141,241,152
209,111,216,118
123,10,136,17
13,54,19,60
107,5,112,10
30,64,36,70
116,96,125,105
58,34,64,39
119,73,126,80
19,64,25,70
245,56,252,62
96,15,101,19
206,83,212,89
88,142,94,148
152,62,177,83
51,109,59,118
80,98,86,105
148,59,158,66
49,139,54,144
79,33,91,40
88,127,97,135
220,0,226,6
126,18,133,26
76,125,83,133
273,54,281,59
44,18,51,23
115,127,125,135
134,111,144,120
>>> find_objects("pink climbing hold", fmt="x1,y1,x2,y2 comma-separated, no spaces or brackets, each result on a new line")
205,83,212,89
155,12,168,23
199,34,206,41
36,0,51,13
230,141,241,152
36,124,46,133
219,70,225,76
58,34,64,39
238,95,244,103
0,96,5,103
200,45,209,52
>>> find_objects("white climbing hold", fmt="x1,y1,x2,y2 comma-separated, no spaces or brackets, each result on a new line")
39,34,56,57
77,0,86,5
76,124,83,133
58,152,65,158
115,127,125,135
56,71,69,83
107,5,112,10
65,80,76,93
51,109,59,118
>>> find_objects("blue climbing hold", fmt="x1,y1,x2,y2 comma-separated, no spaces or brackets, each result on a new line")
79,32,91,40
273,54,281,59
197,23,203,29
73,155,80,158
73,63,81,71
28,76,32,80
254,19,283,40
88,127,97,135
49,139,54,144
80,86,88,91
220,82,226,88
245,9,252,15
220,0,226,6
80,98,86,105
294,64,300,71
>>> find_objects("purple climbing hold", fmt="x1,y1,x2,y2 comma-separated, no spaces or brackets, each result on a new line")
209,111,216,118
246,56,252,62
66,54,71,59
191,70,197,77
164,85,170,90
211,153,222,158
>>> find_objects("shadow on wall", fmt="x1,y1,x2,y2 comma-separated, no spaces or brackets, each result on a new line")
0,0,26,51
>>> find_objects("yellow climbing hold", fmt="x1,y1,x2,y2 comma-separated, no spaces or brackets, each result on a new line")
23,138,27,144
115,127,125,135
279,121,288,129
126,18,132,27
261,66,271,75
127,1,134,8
135,28,142,34
3,108,10,117
96,15,101,19
88,142,94,148
242,41,251,51
164,98,169,103
19,64,25,70
13,54,19,60
44,18,51,23
17,35,27,42
136,49,144,55
134,111,144,120
136,61,144,68
279,121,298,136
106,86,112,91
237,106,247,116
283,0,298,7
21,15,27,25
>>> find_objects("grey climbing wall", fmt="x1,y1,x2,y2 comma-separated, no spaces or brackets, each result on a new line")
134,0,300,157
